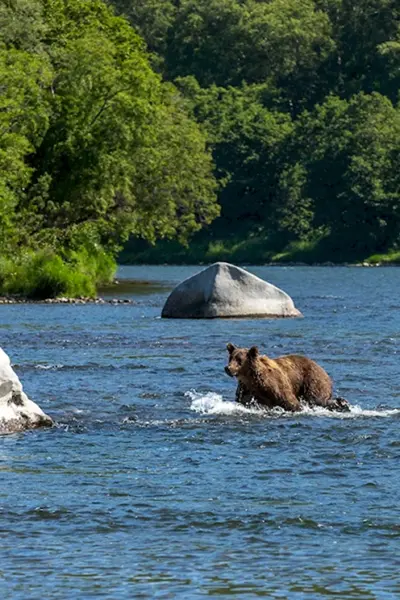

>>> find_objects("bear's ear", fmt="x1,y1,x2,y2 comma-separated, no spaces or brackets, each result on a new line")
227,343,237,354
248,346,259,359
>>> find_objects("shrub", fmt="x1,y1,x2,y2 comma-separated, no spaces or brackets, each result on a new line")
0,248,116,299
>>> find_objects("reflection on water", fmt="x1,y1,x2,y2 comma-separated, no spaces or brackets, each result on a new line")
99,278,171,298
0,265,400,599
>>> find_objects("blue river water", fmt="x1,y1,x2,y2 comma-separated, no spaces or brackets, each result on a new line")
1,265,400,599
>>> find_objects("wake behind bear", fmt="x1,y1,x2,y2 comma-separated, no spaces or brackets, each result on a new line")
225,343,350,412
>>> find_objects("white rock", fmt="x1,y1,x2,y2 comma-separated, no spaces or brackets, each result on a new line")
0,348,53,433
161,262,302,318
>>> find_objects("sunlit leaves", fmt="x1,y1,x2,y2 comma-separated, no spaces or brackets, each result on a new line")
0,47,52,248
0,0,218,257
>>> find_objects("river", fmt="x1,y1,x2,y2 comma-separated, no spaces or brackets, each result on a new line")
1,265,399,598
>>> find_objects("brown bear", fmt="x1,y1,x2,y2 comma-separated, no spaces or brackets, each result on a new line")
225,343,349,412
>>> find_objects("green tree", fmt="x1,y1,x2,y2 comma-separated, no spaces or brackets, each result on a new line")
161,0,334,107
243,0,334,113
0,46,52,251
109,0,176,56
177,77,293,237
316,0,400,100
0,0,47,52
287,93,400,254
0,0,219,295
126,83,219,245
165,0,245,86
24,0,216,250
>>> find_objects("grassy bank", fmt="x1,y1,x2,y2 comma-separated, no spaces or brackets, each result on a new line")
3,236,397,302
120,235,400,266
366,251,400,265
0,248,116,299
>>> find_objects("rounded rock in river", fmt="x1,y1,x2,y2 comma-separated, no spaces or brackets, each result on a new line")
161,262,302,318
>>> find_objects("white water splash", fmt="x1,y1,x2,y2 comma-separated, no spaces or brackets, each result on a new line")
186,390,271,416
35,364,64,370
186,390,400,419
296,404,400,419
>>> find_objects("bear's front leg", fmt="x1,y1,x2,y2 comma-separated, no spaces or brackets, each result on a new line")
235,382,254,406
279,392,302,412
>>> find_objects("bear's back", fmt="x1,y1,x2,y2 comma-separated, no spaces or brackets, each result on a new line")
272,354,332,401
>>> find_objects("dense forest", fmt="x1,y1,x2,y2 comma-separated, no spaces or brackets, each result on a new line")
1,1,400,297
115,0,400,265
0,0,218,296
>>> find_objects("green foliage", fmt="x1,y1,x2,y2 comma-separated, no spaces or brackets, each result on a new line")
0,0,48,52
112,0,400,263
109,0,176,56
0,0,218,296
0,247,116,299
26,0,217,248
117,83,219,245
120,235,276,265
322,0,400,100
291,93,400,253
2,0,400,281
120,232,329,265
128,0,334,99
367,251,400,265
0,251,93,299
0,45,52,250
176,78,293,236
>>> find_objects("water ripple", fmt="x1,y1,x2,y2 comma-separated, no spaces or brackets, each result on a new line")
1,266,400,599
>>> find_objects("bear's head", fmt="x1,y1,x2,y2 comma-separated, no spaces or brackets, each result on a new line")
225,343,259,379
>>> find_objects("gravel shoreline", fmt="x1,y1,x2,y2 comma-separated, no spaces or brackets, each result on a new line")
0,296,134,305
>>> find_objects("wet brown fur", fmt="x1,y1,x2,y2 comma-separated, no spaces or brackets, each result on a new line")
225,343,347,412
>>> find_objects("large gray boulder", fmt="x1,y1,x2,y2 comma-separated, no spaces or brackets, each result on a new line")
161,262,302,318
0,348,53,433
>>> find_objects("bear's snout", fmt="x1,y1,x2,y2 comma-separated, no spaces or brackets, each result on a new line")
225,366,234,377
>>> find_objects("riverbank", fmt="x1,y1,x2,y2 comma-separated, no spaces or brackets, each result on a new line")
0,296,133,305
120,236,400,266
